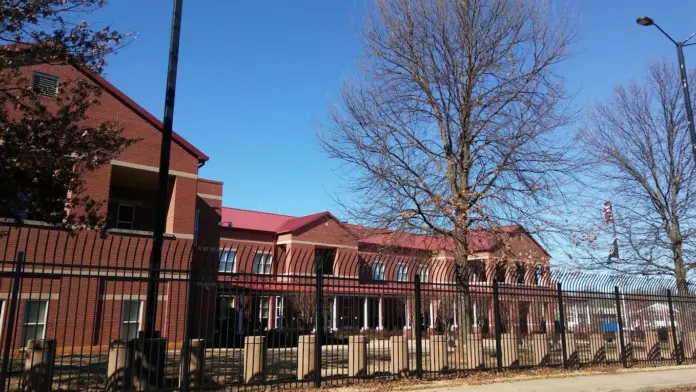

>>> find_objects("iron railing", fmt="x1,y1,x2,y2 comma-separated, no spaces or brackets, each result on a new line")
0,225,695,391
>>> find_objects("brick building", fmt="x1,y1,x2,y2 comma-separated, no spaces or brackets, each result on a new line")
0,61,552,353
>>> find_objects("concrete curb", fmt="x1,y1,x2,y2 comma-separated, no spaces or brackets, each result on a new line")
609,381,696,392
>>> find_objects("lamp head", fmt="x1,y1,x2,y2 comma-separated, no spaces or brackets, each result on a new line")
636,16,654,27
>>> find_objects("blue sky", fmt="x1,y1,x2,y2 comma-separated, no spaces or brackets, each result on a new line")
92,1,696,217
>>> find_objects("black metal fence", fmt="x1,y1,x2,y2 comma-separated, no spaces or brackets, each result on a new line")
1,225,695,391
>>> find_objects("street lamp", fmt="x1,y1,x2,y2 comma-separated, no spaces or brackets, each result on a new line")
637,16,696,164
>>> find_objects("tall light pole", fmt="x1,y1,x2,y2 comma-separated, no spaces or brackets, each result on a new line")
637,16,696,164
144,0,184,338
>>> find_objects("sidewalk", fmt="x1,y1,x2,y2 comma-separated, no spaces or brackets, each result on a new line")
416,367,696,392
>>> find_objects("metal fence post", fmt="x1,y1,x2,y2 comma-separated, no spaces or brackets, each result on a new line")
614,286,628,368
556,282,568,369
314,264,323,388
0,251,24,392
493,280,503,371
667,290,681,364
414,274,423,379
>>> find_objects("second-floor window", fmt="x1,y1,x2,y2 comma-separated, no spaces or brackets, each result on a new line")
418,265,429,283
253,252,272,274
314,248,335,275
534,266,542,285
371,262,385,280
116,204,135,230
396,263,408,282
516,264,526,284
495,264,507,283
219,249,236,273
469,260,487,283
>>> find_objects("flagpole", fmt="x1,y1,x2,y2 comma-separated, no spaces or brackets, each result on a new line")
611,204,630,333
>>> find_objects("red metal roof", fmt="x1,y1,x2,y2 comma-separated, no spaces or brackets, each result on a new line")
276,212,332,234
220,208,355,237
220,208,295,232
3,43,209,163
354,226,521,253
219,207,543,255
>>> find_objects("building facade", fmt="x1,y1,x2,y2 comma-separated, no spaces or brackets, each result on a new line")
0,61,552,353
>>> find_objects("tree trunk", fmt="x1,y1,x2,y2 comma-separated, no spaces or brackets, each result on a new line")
673,241,689,295
454,229,472,341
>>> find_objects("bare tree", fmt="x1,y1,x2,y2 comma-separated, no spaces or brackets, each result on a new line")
290,291,317,329
436,296,457,333
578,62,696,294
321,0,577,333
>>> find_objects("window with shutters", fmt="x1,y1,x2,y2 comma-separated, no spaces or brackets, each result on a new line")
32,73,59,98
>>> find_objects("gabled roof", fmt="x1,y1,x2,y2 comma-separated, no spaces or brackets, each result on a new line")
276,212,332,234
220,208,294,232
350,224,550,256
220,208,356,237
220,207,548,257
3,43,209,163
352,225,521,253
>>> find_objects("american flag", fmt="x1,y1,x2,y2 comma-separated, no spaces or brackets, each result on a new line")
603,201,614,223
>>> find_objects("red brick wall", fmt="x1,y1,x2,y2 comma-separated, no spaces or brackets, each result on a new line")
0,225,193,351
293,217,357,247
8,63,203,235
197,179,223,196
12,63,201,174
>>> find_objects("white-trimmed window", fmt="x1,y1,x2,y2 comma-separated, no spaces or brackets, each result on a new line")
275,296,284,329
22,300,48,344
418,266,429,283
259,297,270,329
371,262,385,280
120,301,142,340
654,313,666,326
116,204,135,230
253,252,272,274
396,263,408,282
219,249,237,273
32,72,59,98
